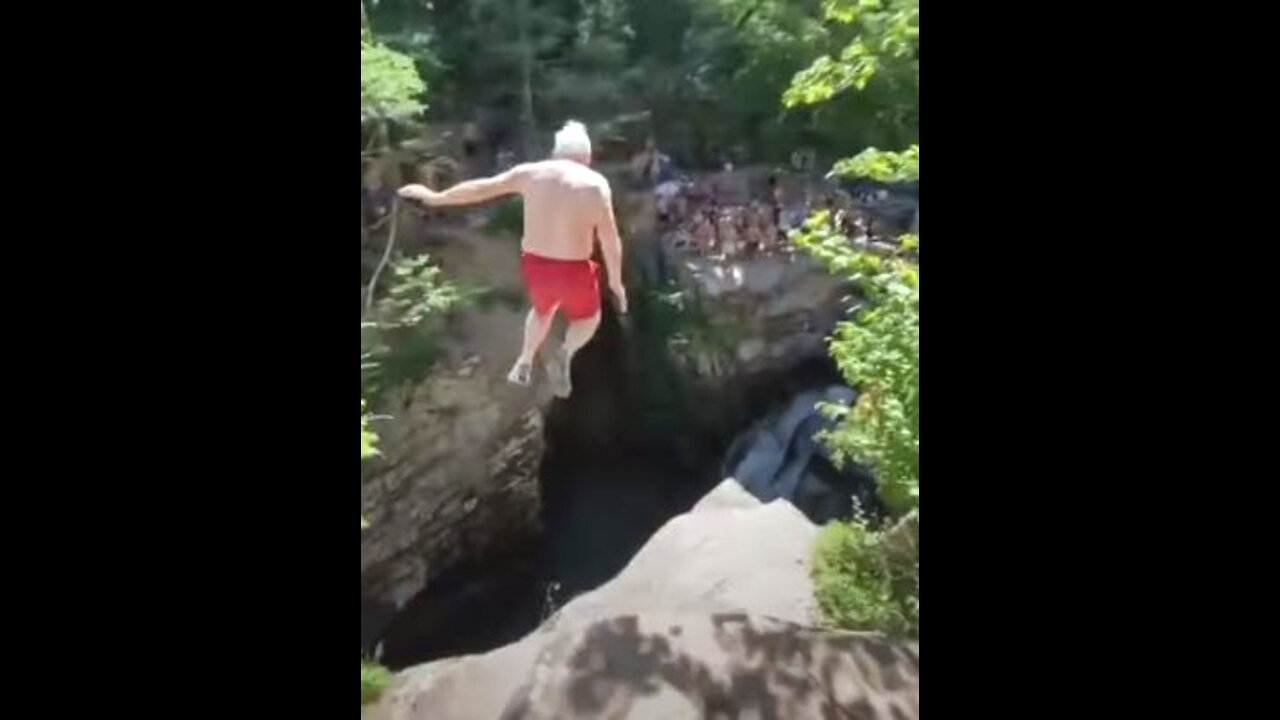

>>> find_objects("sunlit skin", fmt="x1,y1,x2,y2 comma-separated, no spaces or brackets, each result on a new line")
398,146,625,398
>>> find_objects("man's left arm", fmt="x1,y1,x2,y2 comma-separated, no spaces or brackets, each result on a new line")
399,165,527,207
595,184,627,314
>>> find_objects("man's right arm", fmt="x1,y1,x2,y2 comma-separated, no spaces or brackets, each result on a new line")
596,185,627,314
399,165,528,207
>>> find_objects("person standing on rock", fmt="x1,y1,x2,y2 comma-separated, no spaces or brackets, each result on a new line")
397,120,626,399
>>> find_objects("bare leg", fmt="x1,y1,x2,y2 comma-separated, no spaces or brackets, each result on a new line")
508,307,555,386
564,311,602,366
546,311,601,398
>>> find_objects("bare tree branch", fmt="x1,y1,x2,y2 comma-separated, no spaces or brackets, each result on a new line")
364,197,401,317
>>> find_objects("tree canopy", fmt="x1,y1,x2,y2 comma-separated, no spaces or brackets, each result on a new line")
360,0,917,165
783,0,919,637
361,27,428,126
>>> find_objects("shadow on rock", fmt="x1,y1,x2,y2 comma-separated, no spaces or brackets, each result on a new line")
501,614,918,720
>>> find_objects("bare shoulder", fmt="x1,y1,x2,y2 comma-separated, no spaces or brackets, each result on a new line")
519,160,611,195
580,166,612,195
557,161,611,195
504,161,542,179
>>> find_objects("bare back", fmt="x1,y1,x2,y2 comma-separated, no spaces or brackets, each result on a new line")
512,160,612,261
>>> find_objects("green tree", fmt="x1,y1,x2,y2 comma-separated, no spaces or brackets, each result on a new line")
360,11,463,398
361,33,428,125
371,0,591,156
365,0,891,165
783,0,917,102
361,253,472,400
793,219,918,511
784,0,919,510
783,0,919,636
360,6,431,173
795,221,919,634
543,0,634,121
832,143,918,183
619,0,851,164
360,9,429,157
701,0,836,160
769,0,918,156
361,8,425,705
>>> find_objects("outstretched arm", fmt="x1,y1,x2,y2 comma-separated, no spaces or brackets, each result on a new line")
596,185,627,314
398,165,526,207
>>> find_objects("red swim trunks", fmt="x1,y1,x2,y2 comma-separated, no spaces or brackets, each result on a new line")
521,251,601,320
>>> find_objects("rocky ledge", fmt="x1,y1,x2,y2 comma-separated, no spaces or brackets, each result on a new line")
363,479,919,720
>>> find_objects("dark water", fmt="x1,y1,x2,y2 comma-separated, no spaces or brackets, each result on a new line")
372,299,841,669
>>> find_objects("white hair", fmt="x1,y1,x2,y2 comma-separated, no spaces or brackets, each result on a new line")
552,120,592,159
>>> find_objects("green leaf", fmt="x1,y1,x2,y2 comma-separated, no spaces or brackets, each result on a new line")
785,0,918,107
361,662,392,706
361,401,380,460
831,145,919,182
361,34,428,125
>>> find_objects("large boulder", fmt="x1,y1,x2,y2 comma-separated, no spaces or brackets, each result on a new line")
363,479,919,719
669,252,850,381
361,222,554,643
502,613,918,720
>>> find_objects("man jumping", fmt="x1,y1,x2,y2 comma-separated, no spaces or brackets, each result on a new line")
397,120,626,399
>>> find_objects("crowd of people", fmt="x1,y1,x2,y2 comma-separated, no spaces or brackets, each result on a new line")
655,173,868,261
